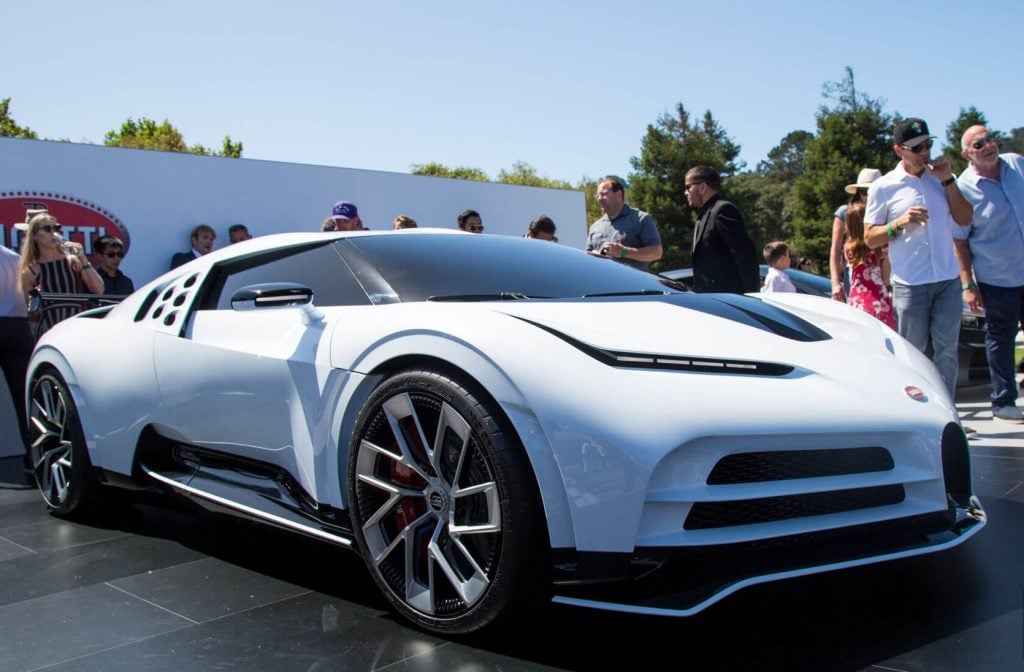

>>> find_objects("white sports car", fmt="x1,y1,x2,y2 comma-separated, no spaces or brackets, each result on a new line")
26,230,985,635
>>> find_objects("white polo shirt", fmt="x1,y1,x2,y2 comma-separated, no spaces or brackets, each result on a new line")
865,163,960,286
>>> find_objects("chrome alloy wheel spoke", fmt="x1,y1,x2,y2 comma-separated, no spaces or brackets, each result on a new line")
428,524,490,606
30,379,73,505
449,480,501,535
381,393,434,479
356,439,428,561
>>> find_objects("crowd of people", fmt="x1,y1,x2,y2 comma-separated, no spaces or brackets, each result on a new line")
3,116,1024,470
838,119,1023,428
581,119,1024,431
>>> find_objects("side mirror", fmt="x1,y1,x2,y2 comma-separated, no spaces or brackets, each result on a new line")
231,283,324,325
230,283,313,310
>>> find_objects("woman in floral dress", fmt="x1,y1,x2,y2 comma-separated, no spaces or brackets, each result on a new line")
844,202,896,329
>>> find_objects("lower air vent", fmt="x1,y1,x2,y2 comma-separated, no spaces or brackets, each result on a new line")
684,484,906,530
707,447,894,484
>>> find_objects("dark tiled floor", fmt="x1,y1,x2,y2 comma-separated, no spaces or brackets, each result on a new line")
0,396,1021,672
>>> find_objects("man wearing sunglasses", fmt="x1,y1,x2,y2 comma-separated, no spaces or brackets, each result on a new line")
94,235,134,296
952,126,1024,424
864,118,973,406
687,166,759,293
457,209,485,234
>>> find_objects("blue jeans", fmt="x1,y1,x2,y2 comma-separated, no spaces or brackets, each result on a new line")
893,278,962,400
978,282,1024,409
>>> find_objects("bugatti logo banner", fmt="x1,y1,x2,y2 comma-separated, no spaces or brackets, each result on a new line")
0,191,130,257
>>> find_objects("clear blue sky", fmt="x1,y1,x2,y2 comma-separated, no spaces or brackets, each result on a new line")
5,1,1021,185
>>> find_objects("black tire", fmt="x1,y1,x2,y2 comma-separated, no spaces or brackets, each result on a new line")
28,371,101,517
348,367,546,635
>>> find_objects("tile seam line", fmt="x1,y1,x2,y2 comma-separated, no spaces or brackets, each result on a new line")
0,534,38,554
196,588,315,625
23,621,199,672
105,582,201,624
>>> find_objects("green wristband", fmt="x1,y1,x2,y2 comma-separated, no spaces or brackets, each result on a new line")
620,246,629,259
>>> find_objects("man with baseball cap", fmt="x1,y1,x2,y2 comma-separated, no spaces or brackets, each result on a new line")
327,200,363,231
864,117,973,409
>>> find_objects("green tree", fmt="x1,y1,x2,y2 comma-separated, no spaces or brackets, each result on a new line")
726,172,794,254
725,130,815,255
1004,127,1024,155
105,118,188,152
757,130,813,181
409,162,489,181
790,67,893,265
628,103,743,270
0,98,38,139
104,117,243,157
576,176,603,228
943,106,988,175
220,136,244,158
496,161,573,189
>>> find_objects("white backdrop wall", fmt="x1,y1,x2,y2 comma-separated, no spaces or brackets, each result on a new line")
0,138,587,288
0,137,587,458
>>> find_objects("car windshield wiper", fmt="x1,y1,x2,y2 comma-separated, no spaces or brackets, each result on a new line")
427,292,543,302
582,289,670,298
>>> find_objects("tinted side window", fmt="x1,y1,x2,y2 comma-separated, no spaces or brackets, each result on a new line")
213,243,370,309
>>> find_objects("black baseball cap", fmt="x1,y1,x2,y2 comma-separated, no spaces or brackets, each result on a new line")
894,118,935,148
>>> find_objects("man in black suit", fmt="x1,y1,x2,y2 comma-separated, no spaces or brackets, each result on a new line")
170,224,216,270
686,166,759,293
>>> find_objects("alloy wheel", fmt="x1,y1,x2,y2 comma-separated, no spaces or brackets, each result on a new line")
354,390,502,618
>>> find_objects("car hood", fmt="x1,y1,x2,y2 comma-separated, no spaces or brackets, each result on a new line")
485,291,937,396
493,293,828,356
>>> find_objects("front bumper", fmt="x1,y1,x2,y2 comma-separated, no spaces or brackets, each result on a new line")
551,498,984,616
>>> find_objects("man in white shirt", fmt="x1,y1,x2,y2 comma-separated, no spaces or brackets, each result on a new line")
0,244,33,463
864,118,972,401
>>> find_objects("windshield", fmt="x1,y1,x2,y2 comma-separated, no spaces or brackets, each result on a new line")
342,234,681,302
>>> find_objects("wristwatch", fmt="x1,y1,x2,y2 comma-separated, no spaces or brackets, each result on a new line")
941,177,956,187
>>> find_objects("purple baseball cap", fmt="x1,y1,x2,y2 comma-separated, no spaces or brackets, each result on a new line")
331,201,358,221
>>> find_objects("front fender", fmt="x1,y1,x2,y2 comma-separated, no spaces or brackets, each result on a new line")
331,327,577,550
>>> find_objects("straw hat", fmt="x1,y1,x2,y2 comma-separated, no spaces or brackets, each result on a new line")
845,168,882,194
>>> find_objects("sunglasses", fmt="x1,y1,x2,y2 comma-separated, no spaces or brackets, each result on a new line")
103,251,125,258
467,225,484,232
38,224,62,234
685,181,705,190
903,140,932,154
971,135,999,150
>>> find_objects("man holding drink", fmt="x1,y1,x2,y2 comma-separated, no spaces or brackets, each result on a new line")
864,117,973,402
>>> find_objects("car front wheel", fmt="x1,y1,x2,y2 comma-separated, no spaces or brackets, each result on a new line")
349,368,545,634
28,371,100,516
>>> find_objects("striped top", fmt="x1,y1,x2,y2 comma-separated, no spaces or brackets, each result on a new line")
33,258,81,335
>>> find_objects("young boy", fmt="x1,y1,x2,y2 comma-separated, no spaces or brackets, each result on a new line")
762,241,797,293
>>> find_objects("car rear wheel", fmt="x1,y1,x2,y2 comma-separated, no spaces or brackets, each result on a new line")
349,368,545,635
28,371,100,516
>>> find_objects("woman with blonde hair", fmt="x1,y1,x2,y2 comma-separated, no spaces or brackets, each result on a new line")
19,212,103,335
844,202,895,329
